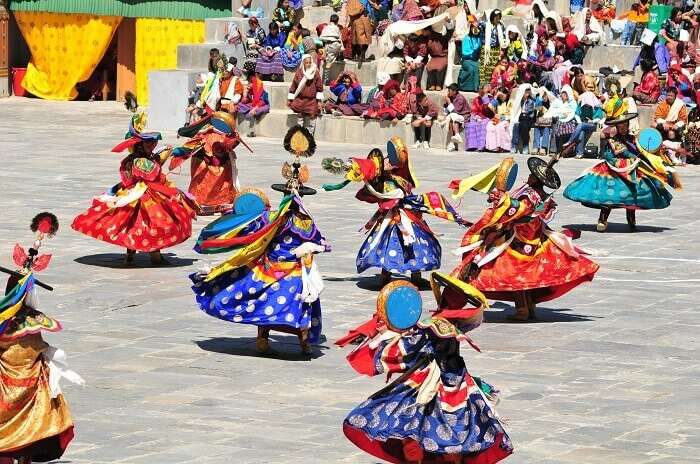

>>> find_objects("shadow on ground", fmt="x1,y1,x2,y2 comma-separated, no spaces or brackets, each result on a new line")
196,336,327,360
324,275,432,291
564,223,673,234
485,302,601,323
74,252,197,268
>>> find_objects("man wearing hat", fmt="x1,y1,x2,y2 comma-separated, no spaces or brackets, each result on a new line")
451,157,599,320
564,105,679,232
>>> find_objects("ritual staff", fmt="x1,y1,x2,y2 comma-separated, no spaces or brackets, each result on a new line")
72,110,197,265
340,274,513,463
171,112,250,216
322,137,467,287
190,127,330,355
564,106,680,232
449,157,599,320
0,213,83,464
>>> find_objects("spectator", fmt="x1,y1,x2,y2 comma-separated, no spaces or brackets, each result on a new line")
319,14,344,80
324,71,364,116
442,83,470,151
238,73,270,137
667,64,694,103
480,10,508,86
490,58,517,91
619,2,647,46
272,0,296,33
511,85,536,154
425,22,453,91
635,32,670,75
256,22,287,81
552,85,578,151
185,74,207,126
245,17,266,55
485,87,512,152
655,87,688,142
362,75,404,121
282,23,304,70
288,54,324,133
218,62,244,116
505,25,528,62
458,23,481,91
227,57,242,77
410,91,438,149
404,33,428,85
454,0,478,59
533,88,554,155
632,59,660,104
465,84,493,151
563,89,605,158
347,0,374,62
208,48,220,74
573,8,603,46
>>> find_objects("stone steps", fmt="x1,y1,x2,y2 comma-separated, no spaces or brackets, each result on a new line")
205,17,272,43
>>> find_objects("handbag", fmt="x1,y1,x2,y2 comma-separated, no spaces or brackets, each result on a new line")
583,144,599,158
554,120,576,136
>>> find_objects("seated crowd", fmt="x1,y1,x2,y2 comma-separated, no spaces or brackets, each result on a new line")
184,0,700,163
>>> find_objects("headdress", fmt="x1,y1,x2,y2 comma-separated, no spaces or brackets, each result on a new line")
272,126,317,196
527,156,561,189
111,101,162,153
386,136,419,188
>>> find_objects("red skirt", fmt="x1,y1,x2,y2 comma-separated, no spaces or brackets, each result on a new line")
72,184,196,252
467,239,599,303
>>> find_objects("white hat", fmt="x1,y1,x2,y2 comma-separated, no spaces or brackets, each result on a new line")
377,72,390,85
640,28,656,46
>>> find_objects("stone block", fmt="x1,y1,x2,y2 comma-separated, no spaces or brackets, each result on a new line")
148,70,199,132
584,44,640,72
177,43,250,70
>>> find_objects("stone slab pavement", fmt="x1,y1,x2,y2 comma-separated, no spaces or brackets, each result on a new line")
1,98,699,464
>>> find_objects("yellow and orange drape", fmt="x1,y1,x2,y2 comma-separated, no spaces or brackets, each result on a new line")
135,18,204,105
15,11,121,100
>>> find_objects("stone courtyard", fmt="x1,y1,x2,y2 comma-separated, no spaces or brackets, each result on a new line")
1,98,699,463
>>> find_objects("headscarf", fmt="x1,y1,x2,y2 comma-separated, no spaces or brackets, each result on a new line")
509,83,533,122
484,9,508,52
573,8,603,41
292,54,318,99
455,0,479,39
505,24,528,60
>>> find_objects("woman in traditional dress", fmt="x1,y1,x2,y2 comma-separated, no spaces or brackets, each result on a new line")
425,23,453,91
465,85,493,151
341,275,513,463
564,110,680,232
632,59,660,105
322,138,466,286
72,112,197,265
403,33,428,86
288,54,324,133
324,71,366,116
480,10,508,86
238,72,270,137
485,87,512,152
450,158,600,320
191,128,330,355
256,22,287,81
272,0,297,32
1,214,83,464
347,0,374,62
458,23,482,92
282,23,304,70
170,112,247,216
572,8,604,46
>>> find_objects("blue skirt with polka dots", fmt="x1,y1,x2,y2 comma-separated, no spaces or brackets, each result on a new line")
190,263,322,343
356,221,441,274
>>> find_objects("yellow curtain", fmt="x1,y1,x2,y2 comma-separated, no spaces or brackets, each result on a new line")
135,18,205,106
15,12,121,100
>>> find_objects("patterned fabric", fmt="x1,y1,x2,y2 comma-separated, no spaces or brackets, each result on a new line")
256,51,285,75
343,327,513,463
465,117,488,151
191,203,328,343
72,152,196,252
454,186,599,303
564,134,674,210
479,44,501,84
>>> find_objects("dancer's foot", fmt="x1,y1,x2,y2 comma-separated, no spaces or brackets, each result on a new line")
596,220,607,232
298,330,312,355
410,271,422,285
256,336,271,353
149,251,171,265
379,270,391,288
125,249,136,265
626,209,637,231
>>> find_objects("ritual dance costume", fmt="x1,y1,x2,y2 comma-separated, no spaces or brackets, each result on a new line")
0,214,83,464
341,274,513,463
322,137,466,286
172,112,251,216
72,111,197,265
450,157,599,321
190,127,330,355
564,111,680,232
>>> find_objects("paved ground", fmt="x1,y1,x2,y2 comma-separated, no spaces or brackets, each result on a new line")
1,98,699,464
